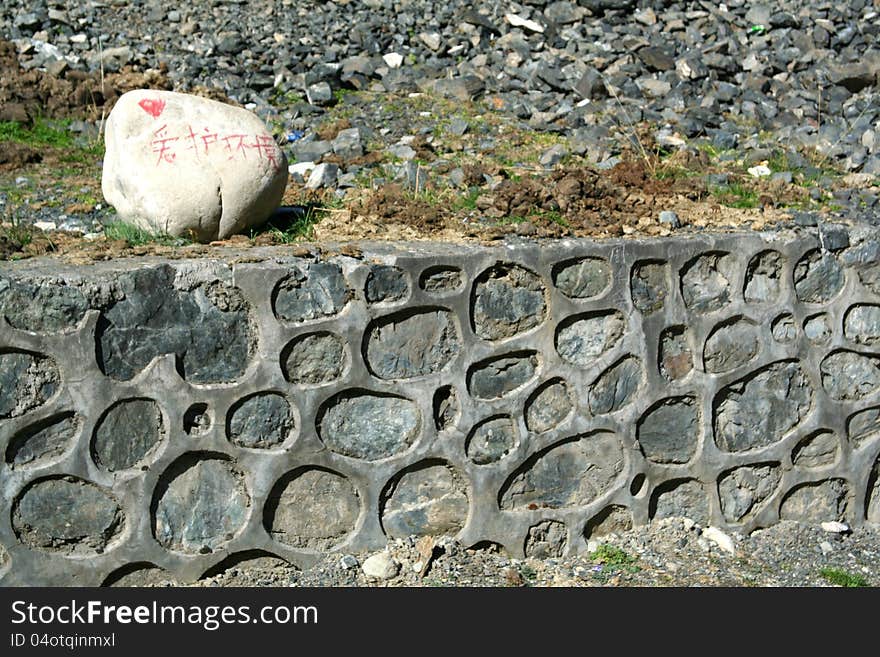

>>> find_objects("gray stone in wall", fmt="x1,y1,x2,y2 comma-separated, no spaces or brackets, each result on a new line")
93,399,164,471
228,393,293,449
841,239,880,295
714,361,812,452
804,313,831,344
433,386,459,431
499,432,624,510
420,267,463,293
0,351,58,419
13,477,123,555
319,392,420,460
704,318,759,373
97,267,252,382
792,430,839,468
274,263,350,322
268,468,360,551
282,332,346,385
584,505,633,539
589,356,642,415
793,250,844,303
365,265,408,303
771,314,797,343
0,277,89,332
820,350,880,401
847,406,880,449
7,413,78,468
366,309,459,379
153,456,249,554
0,543,8,574
651,479,708,524
630,260,667,314
680,252,732,313
844,305,880,346
472,263,546,340
524,520,567,558
744,250,783,303
382,462,468,538
468,352,538,400
718,464,781,523
556,311,624,367
658,326,692,381
637,396,699,464
779,479,849,523
466,416,518,465
525,379,572,433
868,460,880,523
553,257,611,299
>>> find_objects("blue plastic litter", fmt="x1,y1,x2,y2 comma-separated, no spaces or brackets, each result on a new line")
286,130,306,143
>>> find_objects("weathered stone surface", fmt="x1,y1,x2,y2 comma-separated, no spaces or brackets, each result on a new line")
803,313,831,344
779,479,849,523
102,89,287,242
553,257,611,299
228,393,293,449
468,352,538,399
704,318,759,373
589,356,642,415
792,430,839,468
844,305,880,346
718,464,781,523
382,462,468,537
525,520,567,558
13,477,123,554
420,267,463,293
714,361,812,452
500,432,624,510
525,379,572,433
267,468,360,551
97,267,252,383
771,314,797,343
319,392,420,460
659,326,692,381
93,399,164,471
274,263,350,323
868,459,880,524
744,250,783,303
820,351,880,400
361,552,399,580
0,276,90,332
282,332,346,385
153,456,250,553
0,351,58,419
365,265,408,303
466,416,518,464
433,386,459,431
637,397,699,464
680,252,733,313
7,413,78,467
556,311,625,367
472,263,546,340
847,407,880,449
630,260,667,314
584,505,633,539
794,250,844,303
105,564,176,587
842,239,880,295
366,309,459,379
651,479,709,524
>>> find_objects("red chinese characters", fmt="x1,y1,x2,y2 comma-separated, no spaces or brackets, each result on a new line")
148,124,281,169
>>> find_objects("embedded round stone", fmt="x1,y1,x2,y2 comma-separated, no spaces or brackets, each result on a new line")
466,416,518,465
659,326,692,381
13,477,123,555
714,361,812,452
589,356,642,415
499,432,624,510
847,407,880,449
0,543,9,575
718,464,781,523
525,520,567,558
771,314,797,343
319,392,420,460
365,265,408,303
0,350,59,419
382,461,468,538
779,479,849,523
553,257,611,299
274,263,350,323
556,311,625,367
183,403,211,436
792,430,839,468
630,260,667,314
7,413,78,468
804,313,831,344
266,468,360,551
844,305,880,346
0,275,90,332
680,252,733,313
366,309,460,379
584,505,633,539
820,351,880,401
420,266,463,293
433,386,459,431
704,317,759,373
468,352,538,400
637,397,699,464
650,479,708,524
869,459,880,523
472,263,546,341
153,455,250,553
282,332,346,385
228,393,293,449
93,399,164,471
525,379,573,433
794,249,844,303
744,250,783,303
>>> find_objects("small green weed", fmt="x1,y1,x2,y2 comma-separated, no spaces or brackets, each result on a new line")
0,118,73,148
589,544,640,573
103,221,187,247
819,568,869,588
711,183,759,209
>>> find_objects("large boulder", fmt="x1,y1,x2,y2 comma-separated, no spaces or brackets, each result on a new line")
101,89,287,242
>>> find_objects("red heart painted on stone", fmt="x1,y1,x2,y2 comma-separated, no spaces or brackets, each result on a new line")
138,98,166,118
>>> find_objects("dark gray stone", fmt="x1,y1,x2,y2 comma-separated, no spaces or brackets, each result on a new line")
844,305,880,346
420,267,463,293
283,332,346,385
718,464,781,523
780,479,849,523
268,469,360,551
14,477,123,555
0,351,58,419
0,277,90,332
803,313,831,344
847,407,880,449
525,379,572,434
433,386,459,431
681,252,733,313
589,356,642,415
500,432,624,510
228,393,293,449
819,223,850,252
584,505,633,539
382,462,468,537
820,351,880,401
651,480,708,524
274,263,350,323
793,430,839,468
553,257,611,299
93,399,164,471
98,267,253,383
637,397,699,464
331,128,364,159
771,314,797,343
659,326,692,381
638,47,675,71
153,456,250,553
793,250,844,303
556,311,625,367
714,361,812,452
524,520,567,559
366,309,460,379
841,240,880,296
7,413,78,467
467,416,517,465
365,265,408,303
704,318,759,373
631,261,667,314
319,393,420,460
472,263,546,341
468,352,538,400
744,250,783,303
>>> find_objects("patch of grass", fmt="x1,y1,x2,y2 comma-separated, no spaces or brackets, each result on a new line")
519,564,537,581
589,544,640,573
261,208,322,242
453,188,481,211
103,221,188,247
819,567,869,588
711,183,759,209
0,117,73,148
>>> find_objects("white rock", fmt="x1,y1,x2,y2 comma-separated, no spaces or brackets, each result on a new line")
505,13,544,33
703,527,736,555
419,32,442,51
101,89,288,242
288,161,316,176
382,52,403,69
33,221,56,231
305,163,339,189
586,539,600,553
681,518,697,532
747,164,772,177
362,552,400,580
820,521,850,534
819,541,834,555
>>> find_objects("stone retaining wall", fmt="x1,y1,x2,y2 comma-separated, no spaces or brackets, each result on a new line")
1,228,880,585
